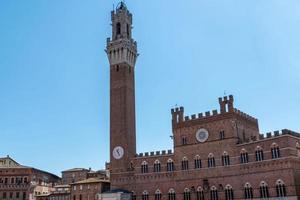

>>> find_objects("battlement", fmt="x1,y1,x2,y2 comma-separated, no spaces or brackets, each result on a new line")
233,108,258,123
136,150,173,158
171,95,257,126
259,129,300,140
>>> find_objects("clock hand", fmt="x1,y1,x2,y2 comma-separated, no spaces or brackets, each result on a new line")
117,149,120,156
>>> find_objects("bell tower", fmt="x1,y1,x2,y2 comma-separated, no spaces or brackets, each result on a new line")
106,2,138,176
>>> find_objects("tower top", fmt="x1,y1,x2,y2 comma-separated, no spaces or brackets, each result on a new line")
116,2,127,11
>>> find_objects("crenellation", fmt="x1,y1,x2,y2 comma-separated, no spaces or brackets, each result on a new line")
205,111,211,117
150,152,154,156
212,110,218,115
191,114,196,119
156,151,160,156
198,113,203,118
184,116,190,121
266,132,272,138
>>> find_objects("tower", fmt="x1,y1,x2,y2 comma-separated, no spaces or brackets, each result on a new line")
106,2,138,177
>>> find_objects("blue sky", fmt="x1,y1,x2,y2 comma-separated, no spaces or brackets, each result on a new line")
0,0,299,176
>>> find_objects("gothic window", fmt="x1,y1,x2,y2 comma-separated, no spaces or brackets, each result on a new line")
154,160,161,173
222,151,230,166
132,192,136,200
181,157,189,170
127,24,130,38
240,149,249,164
255,146,264,161
194,155,202,169
210,186,218,200
244,183,253,199
271,143,280,159
155,189,162,200
276,179,287,197
167,158,175,172
196,187,204,200
182,136,187,145
183,188,191,200
142,191,149,200
219,131,225,140
208,153,216,168
168,189,176,200
116,23,121,36
141,161,148,173
224,185,233,200
259,181,269,199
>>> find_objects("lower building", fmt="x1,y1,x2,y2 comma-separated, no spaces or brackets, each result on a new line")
36,185,70,200
0,155,61,200
70,178,110,200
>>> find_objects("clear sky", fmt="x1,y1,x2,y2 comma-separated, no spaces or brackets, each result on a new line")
1,0,300,176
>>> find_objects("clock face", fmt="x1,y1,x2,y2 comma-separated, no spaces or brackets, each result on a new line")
113,146,124,160
196,128,209,143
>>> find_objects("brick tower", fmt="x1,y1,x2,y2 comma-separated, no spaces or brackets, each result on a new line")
106,2,138,184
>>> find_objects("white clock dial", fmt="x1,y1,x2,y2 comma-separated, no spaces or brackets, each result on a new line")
113,146,124,159
196,128,209,143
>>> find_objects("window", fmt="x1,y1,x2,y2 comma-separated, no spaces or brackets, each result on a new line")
16,192,20,199
142,191,149,200
167,159,175,172
154,160,161,173
271,143,280,159
196,187,204,200
126,24,130,38
183,188,191,200
208,153,216,168
224,185,233,200
276,179,287,197
219,131,225,140
155,189,162,200
79,194,82,200
240,149,249,164
181,157,189,170
132,192,136,200
259,181,269,199
80,185,83,190
3,192,6,199
23,192,26,200
73,186,76,191
255,146,264,161
116,23,121,35
244,183,253,199
194,155,202,169
210,186,218,200
182,136,187,145
168,189,176,200
11,177,14,184
222,152,230,166
141,161,148,173
10,192,13,199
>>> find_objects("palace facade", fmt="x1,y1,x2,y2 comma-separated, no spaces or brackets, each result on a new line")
106,2,300,200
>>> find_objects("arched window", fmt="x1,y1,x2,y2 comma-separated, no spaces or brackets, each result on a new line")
244,183,253,199
116,23,121,36
240,149,249,164
224,185,233,200
208,153,216,168
259,181,269,198
196,187,204,200
167,158,175,172
155,189,162,200
271,143,280,159
194,155,202,169
132,192,136,200
255,146,264,161
168,188,176,200
276,179,287,197
210,186,218,200
182,136,187,145
141,161,148,173
181,157,189,170
183,188,191,200
154,160,161,173
222,152,230,166
126,24,130,38
142,191,149,200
